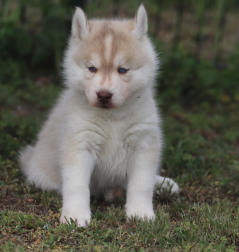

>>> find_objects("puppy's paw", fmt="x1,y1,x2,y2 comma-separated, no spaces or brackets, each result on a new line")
60,209,91,227
155,176,180,195
126,205,155,221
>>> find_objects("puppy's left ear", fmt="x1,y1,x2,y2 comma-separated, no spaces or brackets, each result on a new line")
134,4,148,39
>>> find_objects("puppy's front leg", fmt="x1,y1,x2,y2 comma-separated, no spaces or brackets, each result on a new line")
126,147,159,221
60,150,95,227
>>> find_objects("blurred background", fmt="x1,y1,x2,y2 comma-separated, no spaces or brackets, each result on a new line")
1,0,239,109
0,0,239,199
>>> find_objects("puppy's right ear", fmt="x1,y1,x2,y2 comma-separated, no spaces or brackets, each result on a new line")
72,7,88,40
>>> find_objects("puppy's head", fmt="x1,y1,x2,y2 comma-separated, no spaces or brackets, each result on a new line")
64,5,158,109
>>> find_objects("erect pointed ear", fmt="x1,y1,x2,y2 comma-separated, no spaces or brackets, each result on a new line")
72,7,88,40
133,4,148,39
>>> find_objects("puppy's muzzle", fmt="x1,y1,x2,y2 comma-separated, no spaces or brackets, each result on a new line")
96,90,113,108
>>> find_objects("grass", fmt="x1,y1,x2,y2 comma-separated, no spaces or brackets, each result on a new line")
1,201,238,251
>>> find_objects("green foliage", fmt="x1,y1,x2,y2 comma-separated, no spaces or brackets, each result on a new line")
0,0,71,77
158,48,239,107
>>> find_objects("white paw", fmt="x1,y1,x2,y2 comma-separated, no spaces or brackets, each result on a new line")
155,176,180,195
126,204,155,221
60,209,91,227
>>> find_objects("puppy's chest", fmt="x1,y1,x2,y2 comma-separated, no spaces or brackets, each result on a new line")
101,125,135,160
95,122,138,172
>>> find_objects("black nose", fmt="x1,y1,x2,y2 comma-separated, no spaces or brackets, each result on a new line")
97,90,113,103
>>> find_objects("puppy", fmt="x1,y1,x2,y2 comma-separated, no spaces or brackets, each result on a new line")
20,5,179,227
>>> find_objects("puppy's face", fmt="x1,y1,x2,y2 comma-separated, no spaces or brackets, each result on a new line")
64,6,158,109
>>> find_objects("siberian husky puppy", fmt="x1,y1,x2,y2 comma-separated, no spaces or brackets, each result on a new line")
20,5,179,227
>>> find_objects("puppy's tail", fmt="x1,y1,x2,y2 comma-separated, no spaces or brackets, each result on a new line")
155,175,180,195
19,145,34,174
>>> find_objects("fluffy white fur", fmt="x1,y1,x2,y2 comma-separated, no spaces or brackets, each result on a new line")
19,5,179,227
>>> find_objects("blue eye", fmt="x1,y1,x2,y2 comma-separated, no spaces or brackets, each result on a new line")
88,66,97,73
118,67,129,74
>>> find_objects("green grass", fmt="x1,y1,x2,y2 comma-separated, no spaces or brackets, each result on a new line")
1,200,238,251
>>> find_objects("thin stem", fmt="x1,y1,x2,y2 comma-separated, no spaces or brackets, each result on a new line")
214,0,227,64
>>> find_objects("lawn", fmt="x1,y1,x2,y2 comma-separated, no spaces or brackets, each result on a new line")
1,1,239,251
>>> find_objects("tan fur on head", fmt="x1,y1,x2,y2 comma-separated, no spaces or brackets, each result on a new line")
64,5,158,109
